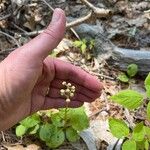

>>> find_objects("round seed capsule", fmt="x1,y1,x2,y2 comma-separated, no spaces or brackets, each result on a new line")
67,83,71,86
71,89,75,93
60,93,64,96
65,89,70,93
62,81,67,85
71,86,75,90
60,89,65,93
66,98,71,103
70,93,74,97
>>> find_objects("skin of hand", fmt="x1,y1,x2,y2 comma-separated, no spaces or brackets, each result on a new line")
0,8,103,131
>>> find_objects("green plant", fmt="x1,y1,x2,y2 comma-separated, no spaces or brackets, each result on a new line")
73,39,95,60
16,82,89,148
73,39,87,54
109,73,150,150
117,64,138,83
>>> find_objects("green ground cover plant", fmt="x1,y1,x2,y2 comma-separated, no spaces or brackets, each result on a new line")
109,64,150,150
16,82,89,148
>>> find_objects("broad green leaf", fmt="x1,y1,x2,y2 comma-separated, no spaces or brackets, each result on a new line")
144,126,150,140
20,114,40,128
147,102,150,120
109,118,129,138
69,107,89,131
145,140,149,150
81,43,87,54
46,129,65,148
117,73,129,83
29,124,39,135
127,64,138,77
39,124,54,141
110,90,143,110
136,140,145,150
51,113,64,127
132,122,145,141
16,125,27,137
122,140,136,150
66,127,80,142
145,73,150,98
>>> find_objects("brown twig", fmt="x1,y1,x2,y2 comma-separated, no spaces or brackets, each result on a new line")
41,0,54,11
21,11,92,36
0,31,20,47
90,71,115,80
11,22,28,33
1,131,6,142
66,11,92,28
0,14,11,21
21,0,111,37
80,0,111,17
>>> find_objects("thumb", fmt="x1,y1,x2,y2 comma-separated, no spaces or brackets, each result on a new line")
19,8,66,60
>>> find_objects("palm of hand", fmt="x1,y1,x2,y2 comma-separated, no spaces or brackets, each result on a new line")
0,9,102,131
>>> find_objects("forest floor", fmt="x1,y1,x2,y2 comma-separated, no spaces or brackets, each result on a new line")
0,0,150,149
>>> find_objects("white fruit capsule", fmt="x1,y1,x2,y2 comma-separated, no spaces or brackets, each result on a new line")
71,86,75,90
66,98,71,103
70,93,74,97
71,89,75,93
60,93,64,96
67,83,71,86
65,89,70,93
60,89,65,93
62,81,67,85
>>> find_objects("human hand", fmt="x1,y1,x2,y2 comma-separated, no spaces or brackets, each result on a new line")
0,9,103,131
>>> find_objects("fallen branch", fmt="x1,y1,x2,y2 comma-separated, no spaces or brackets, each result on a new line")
80,0,111,17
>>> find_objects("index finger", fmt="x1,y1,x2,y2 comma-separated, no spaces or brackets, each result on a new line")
53,59,103,92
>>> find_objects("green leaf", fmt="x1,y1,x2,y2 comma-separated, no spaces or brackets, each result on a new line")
73,41,82,48
49,51,60,57
136,140,146,150
89,39,95,49
66,127,80,142
29,124,39,135
145,140,149,150
145,73,150,98
127,64,138,77
69,107,89,131
39,124,54,141
109,118,129,138
147,102,150,120
20,114,40,128
82,39,87,44
144,126,150,140
122,140,136,150
46,129,65,148
110,90,143,110
16,125,27,137
132,122,145,141
81,43,87,54
51,113,64,127
117,73,129,83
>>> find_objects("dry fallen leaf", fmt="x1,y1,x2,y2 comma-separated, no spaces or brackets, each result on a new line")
3,144,40,150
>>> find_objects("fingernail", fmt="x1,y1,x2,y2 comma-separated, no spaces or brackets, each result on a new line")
51,8,63,23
